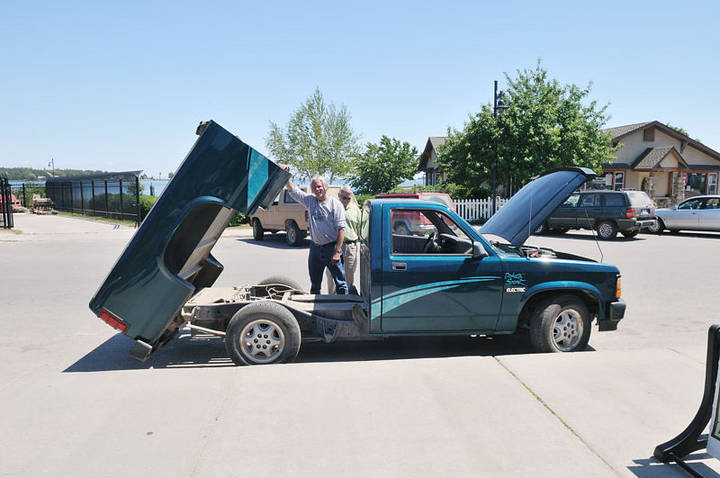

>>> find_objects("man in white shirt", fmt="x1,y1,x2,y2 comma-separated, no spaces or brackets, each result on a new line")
280,165,348,295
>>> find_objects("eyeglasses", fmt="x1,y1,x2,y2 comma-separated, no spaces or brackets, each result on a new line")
339,196,350,200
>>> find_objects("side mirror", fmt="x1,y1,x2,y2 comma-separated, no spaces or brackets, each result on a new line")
472,242,488,259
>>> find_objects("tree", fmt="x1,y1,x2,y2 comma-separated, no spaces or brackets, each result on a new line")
439,61,616,197
266,88,359,182
351,136,418,195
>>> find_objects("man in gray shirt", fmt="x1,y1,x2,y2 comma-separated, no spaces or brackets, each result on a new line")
280,165,348,295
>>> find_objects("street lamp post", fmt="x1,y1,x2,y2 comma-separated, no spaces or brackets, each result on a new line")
492,80,508,215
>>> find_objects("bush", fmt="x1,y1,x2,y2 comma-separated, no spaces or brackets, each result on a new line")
228,212,247,227
139,195,158,220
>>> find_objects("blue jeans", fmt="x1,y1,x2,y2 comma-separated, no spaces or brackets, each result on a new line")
309,242,347,295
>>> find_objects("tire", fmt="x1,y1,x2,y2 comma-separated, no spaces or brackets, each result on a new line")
225,301,301,365
529,295,591,353
393,222,410,235
252,218,264,241
258,275,307,294
596,220,617,240
647,218,664,234
286,221,302,246
621,230,639,238
535,223,549,235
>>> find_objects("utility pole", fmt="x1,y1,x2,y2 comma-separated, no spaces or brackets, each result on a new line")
492,81,508,215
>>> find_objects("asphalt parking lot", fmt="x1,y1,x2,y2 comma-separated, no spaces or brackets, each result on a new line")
2,213,720,477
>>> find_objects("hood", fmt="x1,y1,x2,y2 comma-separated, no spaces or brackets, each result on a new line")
480,167,596,246
89,120,289,345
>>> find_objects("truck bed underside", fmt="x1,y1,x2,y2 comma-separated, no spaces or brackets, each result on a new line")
181,286,370,342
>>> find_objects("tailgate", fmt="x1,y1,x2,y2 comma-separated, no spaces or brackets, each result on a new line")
89,121,289,347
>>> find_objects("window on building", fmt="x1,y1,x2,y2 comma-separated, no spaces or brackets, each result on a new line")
686,173,707,195
643,128,655,142
709,173,718,195
614,172,624,190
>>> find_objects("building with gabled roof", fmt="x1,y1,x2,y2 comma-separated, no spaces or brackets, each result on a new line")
602,121,720,205
417,137,447,186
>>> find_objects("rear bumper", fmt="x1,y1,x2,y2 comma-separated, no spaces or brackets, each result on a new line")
598,299,626,331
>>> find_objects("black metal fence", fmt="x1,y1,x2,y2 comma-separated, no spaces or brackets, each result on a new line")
11,175,142,226
0,177,14,229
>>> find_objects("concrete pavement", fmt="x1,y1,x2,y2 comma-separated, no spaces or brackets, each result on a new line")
1,212,720,477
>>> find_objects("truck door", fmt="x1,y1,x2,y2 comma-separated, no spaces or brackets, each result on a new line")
380,207,503,333
576,193,601,228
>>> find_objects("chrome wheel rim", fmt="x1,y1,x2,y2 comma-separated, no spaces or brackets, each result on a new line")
598,223,613,238
287,228,296,244
239,319,285,364
552,308,583,351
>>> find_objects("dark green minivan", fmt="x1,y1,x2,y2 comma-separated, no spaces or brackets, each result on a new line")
539,190,656,239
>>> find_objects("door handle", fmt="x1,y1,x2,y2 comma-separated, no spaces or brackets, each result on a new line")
392,262,407,271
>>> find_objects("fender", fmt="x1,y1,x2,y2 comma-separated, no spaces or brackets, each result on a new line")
519,281,604,318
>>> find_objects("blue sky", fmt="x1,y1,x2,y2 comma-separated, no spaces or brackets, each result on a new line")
1,0,718,177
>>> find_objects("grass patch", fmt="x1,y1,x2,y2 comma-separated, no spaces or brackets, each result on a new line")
56,211,138,227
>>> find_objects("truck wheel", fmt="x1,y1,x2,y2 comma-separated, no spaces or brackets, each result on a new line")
648,218,664,234
258,275,307,294
286,221,302,246
596,221,617,240
621,230,639,238
252,218,264,241
529,295,591,353
225,301,301,365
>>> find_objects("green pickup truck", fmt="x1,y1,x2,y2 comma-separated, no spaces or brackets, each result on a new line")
89,121,626,365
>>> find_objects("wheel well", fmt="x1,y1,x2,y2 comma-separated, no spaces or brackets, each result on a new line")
518,290,599,328
252,217,261,226
285,219,298,229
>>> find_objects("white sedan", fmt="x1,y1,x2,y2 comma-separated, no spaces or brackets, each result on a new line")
649,195,720,233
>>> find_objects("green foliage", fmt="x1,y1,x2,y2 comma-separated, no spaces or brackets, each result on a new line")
439,61,615,195
665,123,689,137
356,193,375,204
266,88,359,182
228,212,247,226
351,136,418,195
139,195,158,220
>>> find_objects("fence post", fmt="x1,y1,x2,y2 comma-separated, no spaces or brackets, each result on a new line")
22,183,26,207
91,180,95,216
119,179,123,221
80,181,84,214
104,180,109,218
135,177,140,227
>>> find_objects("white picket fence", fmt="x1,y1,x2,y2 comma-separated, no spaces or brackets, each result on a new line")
454,198,509,221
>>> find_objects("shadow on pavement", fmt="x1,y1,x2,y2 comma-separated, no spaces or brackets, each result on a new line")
64,331,596,372
628,453,720,477
236,235,310,249
533,232,644,242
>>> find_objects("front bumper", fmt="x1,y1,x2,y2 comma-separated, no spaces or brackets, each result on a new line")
598,298,626,331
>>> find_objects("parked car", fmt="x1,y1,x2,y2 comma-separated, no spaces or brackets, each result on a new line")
537,190,656,240
374,192,456,235
649,195,720,233
249,185,341,246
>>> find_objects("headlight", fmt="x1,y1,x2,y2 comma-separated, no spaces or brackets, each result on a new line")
616,276,622,299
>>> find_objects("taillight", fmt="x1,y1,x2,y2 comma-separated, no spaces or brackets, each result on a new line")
625,208,635,218
99,309,128,333
304,211,309,221
616,277,622,299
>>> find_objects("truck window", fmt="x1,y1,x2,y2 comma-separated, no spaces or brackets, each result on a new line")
562,194,580,207
283,190,298,204
390,209,473,255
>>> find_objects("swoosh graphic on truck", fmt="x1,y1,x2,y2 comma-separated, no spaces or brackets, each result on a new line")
374,276,500,315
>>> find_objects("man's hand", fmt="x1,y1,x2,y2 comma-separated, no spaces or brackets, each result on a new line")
279,163,291,172
331,250,341,264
